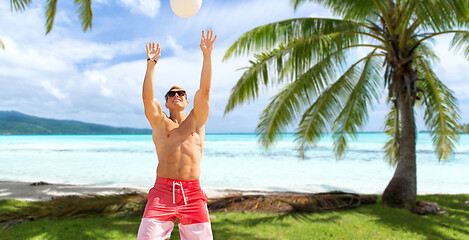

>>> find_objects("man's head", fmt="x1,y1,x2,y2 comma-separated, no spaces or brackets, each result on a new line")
165,86,187,101
165,86,189,110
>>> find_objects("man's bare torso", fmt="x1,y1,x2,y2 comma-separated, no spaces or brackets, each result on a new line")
143,31,216,181
152,110,205,180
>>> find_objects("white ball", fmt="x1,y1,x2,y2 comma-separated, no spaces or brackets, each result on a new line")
170,0,202,18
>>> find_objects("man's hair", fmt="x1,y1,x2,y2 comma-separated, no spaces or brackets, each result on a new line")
165,86,187,101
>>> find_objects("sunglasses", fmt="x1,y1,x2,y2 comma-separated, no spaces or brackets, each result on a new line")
166,90,186,99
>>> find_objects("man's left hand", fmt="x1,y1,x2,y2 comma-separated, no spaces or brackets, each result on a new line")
200,29,217,55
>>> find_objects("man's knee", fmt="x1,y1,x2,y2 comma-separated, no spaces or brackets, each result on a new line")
179,222,213,240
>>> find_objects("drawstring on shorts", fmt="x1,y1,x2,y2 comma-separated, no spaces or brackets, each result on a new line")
172,181,187,205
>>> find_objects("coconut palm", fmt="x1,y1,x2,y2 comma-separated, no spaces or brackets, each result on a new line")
223,0,468,209
1,0,92,48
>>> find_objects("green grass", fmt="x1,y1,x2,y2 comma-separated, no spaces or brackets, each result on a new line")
1,194,468,240
0,199,33,215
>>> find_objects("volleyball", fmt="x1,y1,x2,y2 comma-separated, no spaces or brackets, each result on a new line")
170,0,202,18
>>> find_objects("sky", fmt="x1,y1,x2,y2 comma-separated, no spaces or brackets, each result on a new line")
0,0,468,133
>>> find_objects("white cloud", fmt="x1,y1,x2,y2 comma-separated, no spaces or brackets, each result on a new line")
84,70,114,97
55,10,73,26
166,36,186,56
117,0,161,18
40,81,67,100
431,35,469,100
94,0,110,4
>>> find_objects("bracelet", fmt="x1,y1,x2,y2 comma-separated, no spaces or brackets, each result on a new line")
147,58,157,63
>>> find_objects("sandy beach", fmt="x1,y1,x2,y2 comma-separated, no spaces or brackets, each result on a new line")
0,181,148,201
0,181,304,201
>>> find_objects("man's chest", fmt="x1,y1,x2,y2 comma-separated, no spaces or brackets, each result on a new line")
153,121,204,149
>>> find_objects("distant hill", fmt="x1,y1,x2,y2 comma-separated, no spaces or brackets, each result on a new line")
0,111,151,135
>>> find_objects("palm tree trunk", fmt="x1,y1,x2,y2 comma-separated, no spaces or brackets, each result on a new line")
382,89,417,209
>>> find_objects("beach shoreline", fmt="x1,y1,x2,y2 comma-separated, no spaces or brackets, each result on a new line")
0,180,312,202
2,134,468,197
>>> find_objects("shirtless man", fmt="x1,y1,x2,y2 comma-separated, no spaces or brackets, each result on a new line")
137,30,217,240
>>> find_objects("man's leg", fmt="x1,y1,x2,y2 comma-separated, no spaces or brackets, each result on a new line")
137,218,174,240
177,195,213,240
138,181,177,240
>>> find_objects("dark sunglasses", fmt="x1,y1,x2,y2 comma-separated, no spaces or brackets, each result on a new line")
166,90,186,98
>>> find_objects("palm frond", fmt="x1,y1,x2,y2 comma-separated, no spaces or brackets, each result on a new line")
290,0,379,21
294,59,362,156
45,0,58,34
332,52,383,159
225,31,361,114
223,18,362,61
383,98,399,166
450,31,469,60
256,49,348,148
10,0,32,12
256,83,306,149
224,47,288,114
415,0,469,32
412,30,469,58
397,1,421,51
449,0,469,26
414,41,439,64
417,57,461,162
0,39,4,49
285,31,371,80
281,33,358,82
74,0,93,32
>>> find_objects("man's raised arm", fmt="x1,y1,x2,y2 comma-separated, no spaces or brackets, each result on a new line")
194,30,217,127
143,42,163,127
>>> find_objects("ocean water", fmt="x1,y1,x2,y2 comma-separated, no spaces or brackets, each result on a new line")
0,133,467,194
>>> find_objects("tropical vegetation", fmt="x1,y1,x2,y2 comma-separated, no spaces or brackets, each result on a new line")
0,111,151,134
223,0,468,209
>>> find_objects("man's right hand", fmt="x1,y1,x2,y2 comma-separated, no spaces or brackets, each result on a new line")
146,42,161,63
143,42,164,127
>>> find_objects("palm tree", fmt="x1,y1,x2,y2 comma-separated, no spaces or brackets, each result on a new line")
1,0,92,48
223,0,468,209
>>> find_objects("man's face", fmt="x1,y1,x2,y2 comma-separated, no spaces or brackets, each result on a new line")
165,89,188,110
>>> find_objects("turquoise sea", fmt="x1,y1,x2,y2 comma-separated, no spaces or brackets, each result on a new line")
0,133,467,194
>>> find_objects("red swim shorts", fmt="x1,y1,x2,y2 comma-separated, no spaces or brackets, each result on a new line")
137,177,213,240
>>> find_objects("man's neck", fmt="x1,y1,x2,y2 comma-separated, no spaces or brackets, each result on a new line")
168,110,186,124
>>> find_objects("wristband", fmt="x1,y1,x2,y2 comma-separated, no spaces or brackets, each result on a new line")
147,58,157,63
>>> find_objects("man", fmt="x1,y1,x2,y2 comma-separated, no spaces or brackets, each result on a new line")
137,30,217,240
